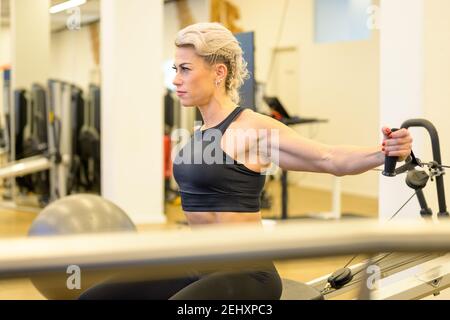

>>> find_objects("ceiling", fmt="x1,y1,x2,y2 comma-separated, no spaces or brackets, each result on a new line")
1,0,100,32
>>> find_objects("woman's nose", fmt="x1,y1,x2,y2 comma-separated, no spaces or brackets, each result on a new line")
173,73,182,86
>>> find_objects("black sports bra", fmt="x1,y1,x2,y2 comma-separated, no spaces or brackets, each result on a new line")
172,107,266,212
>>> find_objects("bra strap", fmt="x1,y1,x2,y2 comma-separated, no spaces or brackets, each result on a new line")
217,107,244,134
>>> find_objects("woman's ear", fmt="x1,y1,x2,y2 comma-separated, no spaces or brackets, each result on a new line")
215,63,228,83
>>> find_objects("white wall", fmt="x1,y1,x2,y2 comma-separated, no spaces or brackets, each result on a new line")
101,0,164,224
379,0,424,220
163,0,210,61
10,0,50,168
2,20,96,127
0,27,10,65
423,0,450,216
3,19,97,110
234,0,380,198
9,0,210,79
11,0,50,90
50,25,98,92
379,0,450,220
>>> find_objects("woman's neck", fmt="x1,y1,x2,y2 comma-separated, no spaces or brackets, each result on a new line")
197,96,236,129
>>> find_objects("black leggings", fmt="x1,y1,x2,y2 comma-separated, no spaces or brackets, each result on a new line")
79,263,282,300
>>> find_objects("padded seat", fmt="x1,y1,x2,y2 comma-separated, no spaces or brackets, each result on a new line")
280,278,324,300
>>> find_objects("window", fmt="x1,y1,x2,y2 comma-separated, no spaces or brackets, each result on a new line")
315,0,372,43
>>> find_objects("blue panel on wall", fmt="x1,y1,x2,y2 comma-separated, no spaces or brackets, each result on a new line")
235,31,255,110
315,0,372,43
3,69,11,81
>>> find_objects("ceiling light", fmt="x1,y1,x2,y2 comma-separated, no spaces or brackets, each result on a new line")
49,0,87,14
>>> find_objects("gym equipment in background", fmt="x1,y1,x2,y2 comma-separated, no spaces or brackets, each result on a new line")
15,85,50,204
0,80,101,209
0,68,11,198
28,194,136,236
312,119,450,297
263,96,329,220
0,68,11,152
1,118,450,301
28,194,136,300
77,84,101,194
399,119,448,217
164,89,180,204
2,217,450,300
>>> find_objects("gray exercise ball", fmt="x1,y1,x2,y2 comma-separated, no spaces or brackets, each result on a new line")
28,194,137,300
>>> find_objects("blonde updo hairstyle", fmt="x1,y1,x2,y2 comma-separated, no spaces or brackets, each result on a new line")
175,22,249,105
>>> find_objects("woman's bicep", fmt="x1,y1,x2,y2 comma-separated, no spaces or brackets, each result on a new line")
276,133,333,172
256,115,333,173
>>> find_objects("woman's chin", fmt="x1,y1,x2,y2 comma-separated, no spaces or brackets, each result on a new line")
179,97,207,107
179,99,196,107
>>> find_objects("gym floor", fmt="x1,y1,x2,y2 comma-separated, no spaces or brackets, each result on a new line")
0,180,377,300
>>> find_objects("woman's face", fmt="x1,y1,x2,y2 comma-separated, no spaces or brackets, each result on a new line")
172,46,216,107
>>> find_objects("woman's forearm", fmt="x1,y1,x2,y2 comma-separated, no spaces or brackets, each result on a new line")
328,145,385,176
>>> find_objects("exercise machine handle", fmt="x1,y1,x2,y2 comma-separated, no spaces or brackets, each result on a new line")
401,119,448,217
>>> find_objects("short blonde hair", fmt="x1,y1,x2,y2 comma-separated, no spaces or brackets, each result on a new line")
175,22,249,105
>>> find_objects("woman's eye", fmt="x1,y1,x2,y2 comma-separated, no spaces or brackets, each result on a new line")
172,66,190,72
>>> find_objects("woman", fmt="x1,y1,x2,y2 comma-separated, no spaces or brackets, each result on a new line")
80,22,412,300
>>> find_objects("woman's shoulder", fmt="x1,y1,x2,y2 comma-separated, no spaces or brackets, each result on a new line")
235,107,283,130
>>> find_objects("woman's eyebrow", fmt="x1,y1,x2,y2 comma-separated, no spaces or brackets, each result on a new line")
174,63,193,68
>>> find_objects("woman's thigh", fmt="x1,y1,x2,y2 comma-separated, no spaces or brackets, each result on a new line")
79,274,200,300
170,264,282,300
